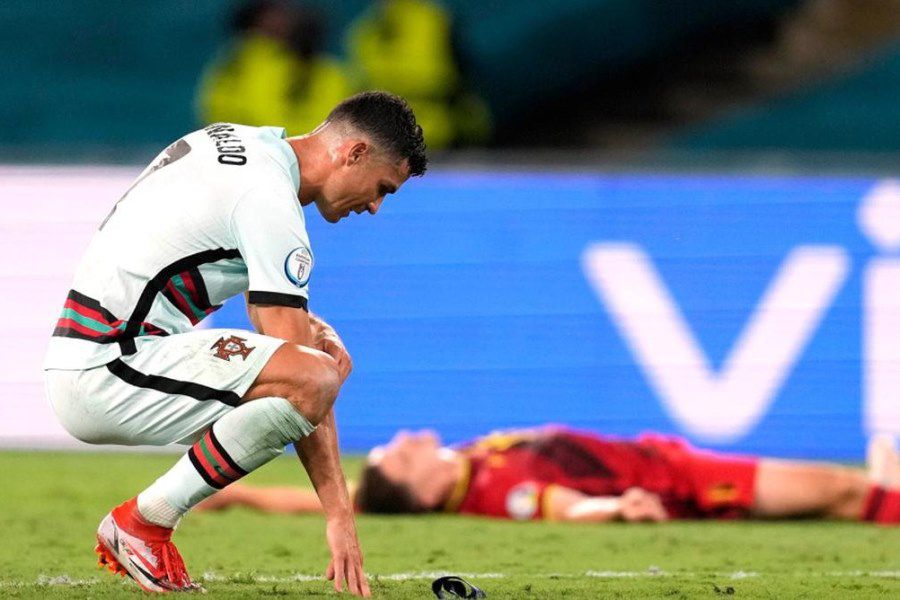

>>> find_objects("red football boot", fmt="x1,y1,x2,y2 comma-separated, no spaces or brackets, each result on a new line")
95,498,202,592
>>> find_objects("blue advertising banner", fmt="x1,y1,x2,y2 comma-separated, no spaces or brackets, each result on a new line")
208,172,900,460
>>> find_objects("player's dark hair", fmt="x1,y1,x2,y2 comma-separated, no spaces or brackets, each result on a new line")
354,465,429,514
326,91,428,177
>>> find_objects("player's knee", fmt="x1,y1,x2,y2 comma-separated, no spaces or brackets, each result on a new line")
829,468,867,505
254,344,342,426
309,361,340,423
284,358,340,426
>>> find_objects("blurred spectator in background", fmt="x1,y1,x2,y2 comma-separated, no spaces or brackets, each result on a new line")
198,0,354,134
767,0,900,73
346,0,491,149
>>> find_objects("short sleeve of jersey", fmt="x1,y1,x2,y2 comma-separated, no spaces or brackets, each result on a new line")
231,188,312,309
461,464,551,521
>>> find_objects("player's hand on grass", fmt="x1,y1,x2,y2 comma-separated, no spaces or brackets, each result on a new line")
619,487,669,522
325,515,370,597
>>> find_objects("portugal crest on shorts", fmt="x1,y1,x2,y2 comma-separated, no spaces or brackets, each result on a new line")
210,335,255,361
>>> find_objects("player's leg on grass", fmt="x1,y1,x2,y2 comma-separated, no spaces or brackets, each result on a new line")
97,342,340,592
867,433,899,486
751,459,870,520
753,440,900,524
135,343,338,526
861,435,900,524
752,437,900,524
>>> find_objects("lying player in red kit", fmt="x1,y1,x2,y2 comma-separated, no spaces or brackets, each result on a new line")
199,427,900,524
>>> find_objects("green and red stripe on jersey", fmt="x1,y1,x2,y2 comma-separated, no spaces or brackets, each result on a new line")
187,428,248,489
53,290,168,343
118,247,241,356
160,267,220,325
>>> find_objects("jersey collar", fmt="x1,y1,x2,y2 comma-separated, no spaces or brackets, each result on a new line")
264,126,301,195
443,455,472,513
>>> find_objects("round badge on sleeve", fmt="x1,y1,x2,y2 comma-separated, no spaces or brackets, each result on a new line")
505,482,539,520
283,245,313,287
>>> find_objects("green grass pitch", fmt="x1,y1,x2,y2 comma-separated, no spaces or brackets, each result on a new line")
1,451,898,599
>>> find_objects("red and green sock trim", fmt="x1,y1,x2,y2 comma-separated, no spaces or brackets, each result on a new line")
187,428,248,490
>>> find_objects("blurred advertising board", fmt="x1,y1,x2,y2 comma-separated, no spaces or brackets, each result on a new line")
2,166,897,459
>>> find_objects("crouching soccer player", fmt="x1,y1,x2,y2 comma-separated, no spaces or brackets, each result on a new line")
42,91,427,595
201,428,900,525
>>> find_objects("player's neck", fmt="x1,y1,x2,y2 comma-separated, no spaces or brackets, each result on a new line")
286,134,328,206
437,449,468,507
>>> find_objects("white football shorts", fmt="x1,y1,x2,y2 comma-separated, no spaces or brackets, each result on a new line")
44,329,284,446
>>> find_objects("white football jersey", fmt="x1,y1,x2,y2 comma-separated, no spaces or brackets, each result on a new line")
44,124,312,370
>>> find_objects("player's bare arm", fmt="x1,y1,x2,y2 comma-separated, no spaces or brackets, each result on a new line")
545,486,669,523
296,412,368,596
247,303,369,597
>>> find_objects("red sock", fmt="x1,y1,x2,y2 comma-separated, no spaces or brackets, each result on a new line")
111,497,173,541
862,486,900,524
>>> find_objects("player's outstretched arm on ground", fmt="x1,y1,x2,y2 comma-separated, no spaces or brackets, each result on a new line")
249,303,370,597
545,486,669,522
196,484,325,514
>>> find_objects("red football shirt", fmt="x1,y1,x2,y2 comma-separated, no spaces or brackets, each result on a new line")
444,428,757,520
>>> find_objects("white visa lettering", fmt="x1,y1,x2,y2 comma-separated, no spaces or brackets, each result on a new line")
582,243,849,443
859,180,900,436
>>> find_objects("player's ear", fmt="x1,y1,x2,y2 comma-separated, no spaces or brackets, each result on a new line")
347,141,369,166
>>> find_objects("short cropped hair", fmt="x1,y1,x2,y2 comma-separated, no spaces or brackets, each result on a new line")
354,465,428,514
327,91,428,177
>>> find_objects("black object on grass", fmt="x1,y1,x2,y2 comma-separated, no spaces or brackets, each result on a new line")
431,576,487,599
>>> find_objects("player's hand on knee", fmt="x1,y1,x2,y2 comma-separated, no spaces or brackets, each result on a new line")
317,334,353,383
620,487,669,522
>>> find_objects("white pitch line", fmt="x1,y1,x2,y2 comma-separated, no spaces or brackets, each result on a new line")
729,571,758,580
0,575,103,588
201,570,505,583
826,570,900,578
1,569,897,588
377,572,505,581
